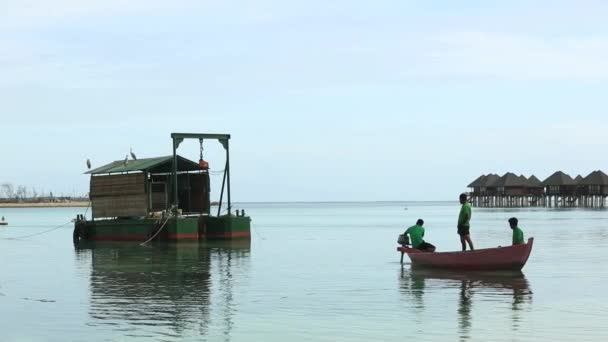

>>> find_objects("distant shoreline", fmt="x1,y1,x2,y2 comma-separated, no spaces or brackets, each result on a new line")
0,201,90,208
0,200,457,209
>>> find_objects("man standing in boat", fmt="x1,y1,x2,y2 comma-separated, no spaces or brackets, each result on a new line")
404,219,436,252
509,217,525,245
458,193,474,251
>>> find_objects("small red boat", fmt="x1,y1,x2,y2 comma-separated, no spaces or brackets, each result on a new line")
397,238,534,271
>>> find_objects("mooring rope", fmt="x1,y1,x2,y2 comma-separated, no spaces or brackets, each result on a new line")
1,220,73,240
251,222,266,240
140,215,171,246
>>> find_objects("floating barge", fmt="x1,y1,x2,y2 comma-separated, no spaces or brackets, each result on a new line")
74,133,251,242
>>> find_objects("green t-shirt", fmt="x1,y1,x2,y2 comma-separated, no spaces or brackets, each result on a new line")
512,227,524,245
405,224,425,248
458,202,471,227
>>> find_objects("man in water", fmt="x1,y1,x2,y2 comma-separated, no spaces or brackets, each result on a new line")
509,217,525,245
458,193,474,251
405,219,436,252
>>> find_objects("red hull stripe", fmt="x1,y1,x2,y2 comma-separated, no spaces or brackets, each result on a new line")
168,233,200,240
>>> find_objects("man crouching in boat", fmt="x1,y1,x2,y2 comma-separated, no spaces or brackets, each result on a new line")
508,217,525,245
405,219,436,252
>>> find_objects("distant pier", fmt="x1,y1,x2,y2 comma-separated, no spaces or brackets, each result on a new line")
467,171,608,208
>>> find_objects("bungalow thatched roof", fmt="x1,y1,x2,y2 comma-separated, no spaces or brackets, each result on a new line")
574,175,584,184
542,171,575,186
483,174,501,187
468,175,487,188
519,174,529,184
579,170,608,186
492,172,529,187
527,175,543,188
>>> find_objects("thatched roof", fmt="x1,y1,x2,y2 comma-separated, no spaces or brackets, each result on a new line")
492,172,529,187
542,171,575,186
527,175,543,187
574,175,584,184
519,174,528,184
468,175,487,188
483,174,501,187
579,170,608,186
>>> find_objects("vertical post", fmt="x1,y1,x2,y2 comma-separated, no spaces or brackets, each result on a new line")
217,160,227,217
226,140,232,215
145,171,151,213
173,138,179,210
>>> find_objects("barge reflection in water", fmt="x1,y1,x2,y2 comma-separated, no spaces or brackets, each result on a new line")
74,241,250,340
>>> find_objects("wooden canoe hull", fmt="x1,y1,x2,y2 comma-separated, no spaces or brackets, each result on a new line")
397,238,534,271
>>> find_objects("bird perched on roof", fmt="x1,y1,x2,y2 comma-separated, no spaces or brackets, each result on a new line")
124,154,129,167
86,159,91,169
130,147,137,160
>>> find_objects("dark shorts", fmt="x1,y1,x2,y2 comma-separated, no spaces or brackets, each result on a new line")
457,225,470,236
417,242,435,251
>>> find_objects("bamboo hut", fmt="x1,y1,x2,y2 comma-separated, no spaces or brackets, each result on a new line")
86,155,210,219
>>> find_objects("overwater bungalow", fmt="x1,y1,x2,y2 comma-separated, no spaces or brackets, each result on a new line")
495,173,528,196
578,170,608,207
467,174,500,206
542,171,576,195
491,173,532,207
524,175,544,206
468,173,540,207
541,171,577,207
574,175,584,196
467,174,488,195
467,170,608,208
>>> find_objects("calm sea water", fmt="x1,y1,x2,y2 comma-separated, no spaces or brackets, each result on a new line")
1,202,607,341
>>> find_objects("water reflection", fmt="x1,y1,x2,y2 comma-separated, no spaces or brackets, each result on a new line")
74,241,250,340
400,267,532,340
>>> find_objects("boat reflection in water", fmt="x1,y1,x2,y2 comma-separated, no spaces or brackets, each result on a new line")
399,267,532,340
74,241,250,340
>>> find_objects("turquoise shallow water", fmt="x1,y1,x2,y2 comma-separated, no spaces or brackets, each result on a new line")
1,202,608,341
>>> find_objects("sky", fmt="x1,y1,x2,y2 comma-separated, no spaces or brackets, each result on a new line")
1,0,607,201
